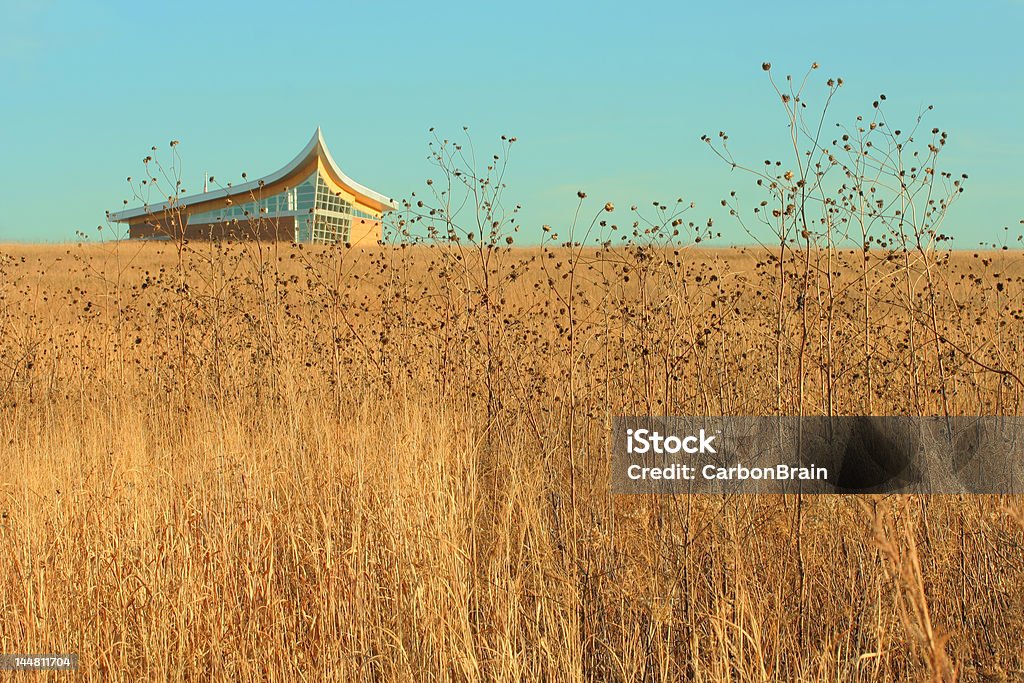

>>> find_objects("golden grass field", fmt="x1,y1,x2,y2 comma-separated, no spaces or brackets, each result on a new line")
1,238,1023,681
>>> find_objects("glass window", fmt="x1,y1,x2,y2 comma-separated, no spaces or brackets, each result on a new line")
185,171,368,245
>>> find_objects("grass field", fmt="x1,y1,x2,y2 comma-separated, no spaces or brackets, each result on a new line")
1,239,1023,681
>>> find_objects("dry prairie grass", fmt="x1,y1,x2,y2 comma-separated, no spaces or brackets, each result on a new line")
0,238,1023,681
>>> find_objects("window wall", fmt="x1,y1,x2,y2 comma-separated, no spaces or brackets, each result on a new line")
186,171,377,245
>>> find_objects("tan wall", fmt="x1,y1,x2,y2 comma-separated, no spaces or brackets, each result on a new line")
349,217,382,246
354,200,381,218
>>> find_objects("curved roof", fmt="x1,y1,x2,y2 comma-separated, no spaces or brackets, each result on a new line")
109,128,397,223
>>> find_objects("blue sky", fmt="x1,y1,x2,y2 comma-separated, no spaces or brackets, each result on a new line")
1,0,1021,244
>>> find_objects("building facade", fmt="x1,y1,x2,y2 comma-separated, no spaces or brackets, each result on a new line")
109,129,396,245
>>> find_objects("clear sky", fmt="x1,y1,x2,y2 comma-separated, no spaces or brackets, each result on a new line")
1,0,1021,245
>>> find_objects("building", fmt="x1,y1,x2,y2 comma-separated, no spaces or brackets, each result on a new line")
109,129,397,245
